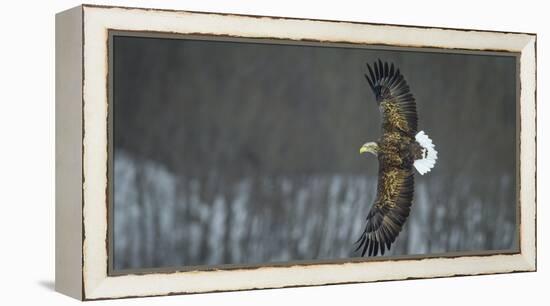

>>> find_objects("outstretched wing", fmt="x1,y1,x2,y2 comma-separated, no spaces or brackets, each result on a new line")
355,166,414,256
364,60,418,135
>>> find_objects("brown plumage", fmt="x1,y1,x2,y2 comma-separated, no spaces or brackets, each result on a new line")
356,60,433,256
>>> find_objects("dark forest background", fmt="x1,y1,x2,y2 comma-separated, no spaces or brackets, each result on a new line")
112,35,517,270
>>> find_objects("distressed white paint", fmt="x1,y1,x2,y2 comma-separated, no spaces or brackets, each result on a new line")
79,5,536,300
518,37,537,270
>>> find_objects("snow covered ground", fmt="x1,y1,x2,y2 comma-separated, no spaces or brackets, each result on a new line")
113,150,517,270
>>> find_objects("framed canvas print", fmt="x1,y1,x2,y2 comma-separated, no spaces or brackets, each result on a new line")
55,4,537,300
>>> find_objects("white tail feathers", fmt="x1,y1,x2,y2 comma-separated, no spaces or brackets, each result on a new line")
414,131,438,175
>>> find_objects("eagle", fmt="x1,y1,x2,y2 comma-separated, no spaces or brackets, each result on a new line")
355,60,438,257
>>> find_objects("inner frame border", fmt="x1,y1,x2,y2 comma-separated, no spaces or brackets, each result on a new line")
106,30,522,276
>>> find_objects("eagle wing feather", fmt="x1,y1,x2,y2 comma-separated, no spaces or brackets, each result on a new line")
364,60,418,135
356,167,414,256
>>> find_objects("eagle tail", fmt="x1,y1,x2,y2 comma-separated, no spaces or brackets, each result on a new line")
414,131,438,175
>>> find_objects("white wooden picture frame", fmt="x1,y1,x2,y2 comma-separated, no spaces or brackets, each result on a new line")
55,4,536,300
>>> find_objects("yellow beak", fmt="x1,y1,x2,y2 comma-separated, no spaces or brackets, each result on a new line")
359,146,368,154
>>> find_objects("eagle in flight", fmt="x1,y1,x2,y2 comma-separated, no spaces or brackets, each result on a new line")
355,60,438,257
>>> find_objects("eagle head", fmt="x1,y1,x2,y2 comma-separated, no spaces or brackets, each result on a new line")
360,142,379,156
